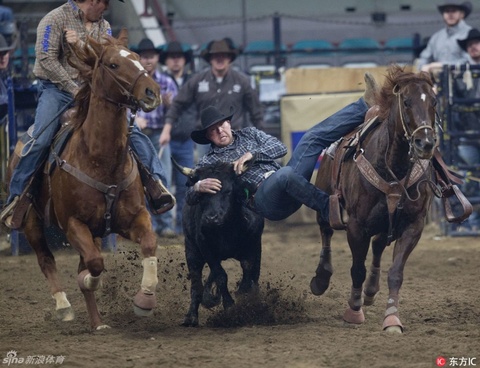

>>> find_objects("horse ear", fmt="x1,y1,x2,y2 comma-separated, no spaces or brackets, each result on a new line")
117,28,129,48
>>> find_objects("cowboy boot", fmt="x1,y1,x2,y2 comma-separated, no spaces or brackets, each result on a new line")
363,72,379,108
146,178,176,215
0,193,32,230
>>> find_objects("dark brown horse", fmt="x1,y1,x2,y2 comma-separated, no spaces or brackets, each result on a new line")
7,30,161,330
311,66,437,333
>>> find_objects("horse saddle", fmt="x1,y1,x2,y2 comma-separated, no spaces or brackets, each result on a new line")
326,106,473,228
326,108,382,230
45,122,75,175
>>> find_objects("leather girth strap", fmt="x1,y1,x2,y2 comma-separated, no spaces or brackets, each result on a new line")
53,152,139,236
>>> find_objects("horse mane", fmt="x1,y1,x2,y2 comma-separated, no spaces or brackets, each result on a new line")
377,65,434,122
67,35,121,129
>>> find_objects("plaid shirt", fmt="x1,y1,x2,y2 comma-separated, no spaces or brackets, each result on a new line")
195,127,286,188
33,0,112,94
137,70,178,129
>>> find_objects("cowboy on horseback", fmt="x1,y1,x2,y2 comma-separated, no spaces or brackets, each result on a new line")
0,0,175,229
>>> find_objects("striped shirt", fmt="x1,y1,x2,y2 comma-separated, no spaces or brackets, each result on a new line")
137,70,178,130
33,0,112,95
195,127,287,189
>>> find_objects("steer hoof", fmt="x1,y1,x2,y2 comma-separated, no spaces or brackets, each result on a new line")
343,307,365,324
182,314,199,327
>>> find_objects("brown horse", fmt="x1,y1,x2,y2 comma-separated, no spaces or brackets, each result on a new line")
7,30,162,330
311,66,437,333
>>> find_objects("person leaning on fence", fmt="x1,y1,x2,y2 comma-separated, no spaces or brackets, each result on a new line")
417,0,473,73
0,0,175,230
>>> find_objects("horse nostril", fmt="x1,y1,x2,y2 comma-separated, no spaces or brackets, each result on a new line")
145,88,157,99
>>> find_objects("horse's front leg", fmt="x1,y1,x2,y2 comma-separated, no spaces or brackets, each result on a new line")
24,212,75,323
310,222,334,296
66,218,106,330
363,233,388,305
343,224,370,325
124,209,158,317
382,229,421,334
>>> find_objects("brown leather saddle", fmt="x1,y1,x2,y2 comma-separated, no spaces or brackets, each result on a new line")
327,106,473,230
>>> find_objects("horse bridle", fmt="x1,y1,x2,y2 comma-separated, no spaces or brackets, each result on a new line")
392,84,437,160
92,47,147,111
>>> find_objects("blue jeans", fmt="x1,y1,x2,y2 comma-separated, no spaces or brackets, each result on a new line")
171,139,194,234
142,128,174,233
254,98,368,221
8,80,73,203
8,80,168,205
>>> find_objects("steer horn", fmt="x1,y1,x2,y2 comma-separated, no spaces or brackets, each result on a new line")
171,156,195,178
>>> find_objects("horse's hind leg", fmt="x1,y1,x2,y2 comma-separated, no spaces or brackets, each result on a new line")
310,222,334,296
23,213,75,322
363,233,388,305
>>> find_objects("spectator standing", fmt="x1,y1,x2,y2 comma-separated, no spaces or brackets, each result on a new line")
134,38,178,238
455,28,480,166
160,37,264,160
160,41,196,235
0,0,175,229
417,0,473,73
0,33,14,121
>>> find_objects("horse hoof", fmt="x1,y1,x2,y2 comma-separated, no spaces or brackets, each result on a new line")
343,307,365,324
362,292,377,306
384,326,403,334
95,324,111,331
133,290,156,314
55,307,75,322
134,305,154,317
382,315,404,333
310,276,329,296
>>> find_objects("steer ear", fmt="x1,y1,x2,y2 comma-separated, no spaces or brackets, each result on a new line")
171,156,195,177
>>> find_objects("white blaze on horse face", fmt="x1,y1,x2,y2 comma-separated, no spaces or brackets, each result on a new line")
420,93,426,102
119,49,146,72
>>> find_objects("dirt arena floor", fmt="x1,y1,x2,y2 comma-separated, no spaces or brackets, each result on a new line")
0,219,478,368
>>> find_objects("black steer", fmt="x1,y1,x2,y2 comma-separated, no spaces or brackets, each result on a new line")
180,162,264,327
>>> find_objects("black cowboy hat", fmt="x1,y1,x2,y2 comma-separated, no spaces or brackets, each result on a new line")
0,34,14,53
159,41,193,65
132,38,161,55
457,28,480,51
437,1,472,18
191,106,234,145
200,38,239,63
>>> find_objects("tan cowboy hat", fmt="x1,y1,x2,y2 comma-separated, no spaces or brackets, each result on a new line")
437,1,472,18
201,38,239,62
457,28,480,51
191,106,234,145
159,41,193,65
